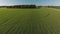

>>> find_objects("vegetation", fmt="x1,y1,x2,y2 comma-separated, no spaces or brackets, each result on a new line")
0,5,36,8
0,7,60,34
47,6,60,9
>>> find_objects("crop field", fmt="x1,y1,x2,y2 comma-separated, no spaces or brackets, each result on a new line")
0,7,60,34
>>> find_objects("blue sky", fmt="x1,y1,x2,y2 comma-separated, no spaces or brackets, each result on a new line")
0,0,60,6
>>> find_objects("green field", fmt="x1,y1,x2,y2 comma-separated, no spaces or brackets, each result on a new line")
0,8,60,34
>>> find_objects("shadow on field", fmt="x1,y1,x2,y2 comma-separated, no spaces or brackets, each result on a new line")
44,13,50,17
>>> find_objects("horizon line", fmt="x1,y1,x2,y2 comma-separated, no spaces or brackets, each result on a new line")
0,4,60,6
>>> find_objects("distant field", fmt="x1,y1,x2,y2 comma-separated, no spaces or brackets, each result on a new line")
0,8,60,34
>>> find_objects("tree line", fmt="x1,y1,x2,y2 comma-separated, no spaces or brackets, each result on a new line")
48,6,60,9
0,5,37,8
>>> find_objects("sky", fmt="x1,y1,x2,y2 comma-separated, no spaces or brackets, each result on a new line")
0,0,60,6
